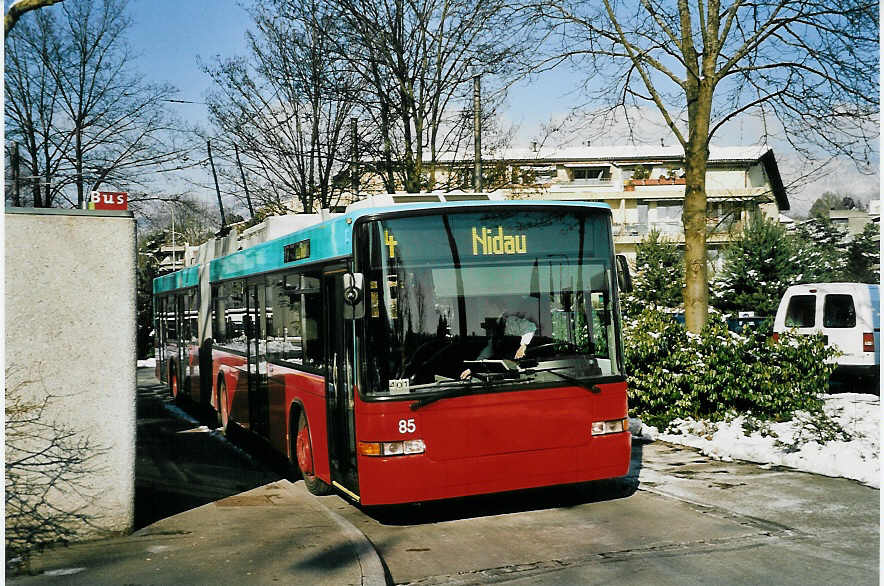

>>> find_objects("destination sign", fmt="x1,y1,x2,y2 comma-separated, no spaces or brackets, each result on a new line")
471,226,527,256
284,239,310,262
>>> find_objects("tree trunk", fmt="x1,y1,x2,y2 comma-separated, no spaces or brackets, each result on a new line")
682,79,712,332
682,147,708,333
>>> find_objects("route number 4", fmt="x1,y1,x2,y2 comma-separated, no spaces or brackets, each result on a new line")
398,419,416,434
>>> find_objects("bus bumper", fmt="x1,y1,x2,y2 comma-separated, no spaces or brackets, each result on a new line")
356,431,632,506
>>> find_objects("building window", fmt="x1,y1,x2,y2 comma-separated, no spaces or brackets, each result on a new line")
570,167,610,183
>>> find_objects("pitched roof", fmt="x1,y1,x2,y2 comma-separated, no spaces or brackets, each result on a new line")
434,144,772,163
429,144,788,210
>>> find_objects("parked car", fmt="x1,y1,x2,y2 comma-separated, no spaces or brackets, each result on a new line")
672,311,769,333
773,283,880,390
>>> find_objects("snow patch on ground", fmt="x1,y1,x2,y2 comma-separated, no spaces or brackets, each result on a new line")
137,357,156,368
631,393,880,488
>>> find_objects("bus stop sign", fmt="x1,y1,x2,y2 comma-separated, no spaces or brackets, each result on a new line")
88,191,128,211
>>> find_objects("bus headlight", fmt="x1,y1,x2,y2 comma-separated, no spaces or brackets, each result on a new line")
591,418,628,436
359,439,426,457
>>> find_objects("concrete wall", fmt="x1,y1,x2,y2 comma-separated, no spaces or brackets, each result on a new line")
5,208,136,540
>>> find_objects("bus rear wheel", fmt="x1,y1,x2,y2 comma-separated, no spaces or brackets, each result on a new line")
217,380,230,431
170,369,180,401
296,412,332,496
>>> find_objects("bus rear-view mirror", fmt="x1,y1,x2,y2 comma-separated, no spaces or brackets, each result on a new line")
343,272,365,320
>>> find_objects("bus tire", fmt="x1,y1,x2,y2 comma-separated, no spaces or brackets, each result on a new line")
217,379,230,432
286,408,303,480
296,412,332,496
169,366,180,401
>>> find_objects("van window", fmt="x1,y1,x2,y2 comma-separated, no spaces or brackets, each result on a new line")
824,294,856,328
785,295,816,328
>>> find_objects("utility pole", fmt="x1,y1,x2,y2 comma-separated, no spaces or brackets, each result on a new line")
350,117,359,197
233,143,255,219
207,140,227,231
11,143,20,207
169,202,176,270
473,75,482,192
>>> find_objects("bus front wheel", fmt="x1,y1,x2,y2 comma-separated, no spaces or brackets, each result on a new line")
296,412,332,496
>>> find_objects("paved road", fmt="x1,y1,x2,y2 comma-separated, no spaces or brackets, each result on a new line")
134,369,282,528
328,441,879,585
136,369,878,585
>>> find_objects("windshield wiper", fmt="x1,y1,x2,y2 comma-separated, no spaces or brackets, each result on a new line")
526,364,602,392
409,380,478,411
409,370,534,410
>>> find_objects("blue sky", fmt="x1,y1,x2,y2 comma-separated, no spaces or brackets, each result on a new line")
122,0,877,214
127,0,251,127
127,0,585,135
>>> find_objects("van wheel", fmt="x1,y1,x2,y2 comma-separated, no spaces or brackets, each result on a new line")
296,413,332,496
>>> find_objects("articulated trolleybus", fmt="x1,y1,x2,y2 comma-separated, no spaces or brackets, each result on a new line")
153,194,631,505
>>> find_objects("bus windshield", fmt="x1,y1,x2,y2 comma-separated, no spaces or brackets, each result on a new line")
356,208,623,396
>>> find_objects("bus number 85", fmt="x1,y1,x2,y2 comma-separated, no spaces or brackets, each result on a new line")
398,419,416,434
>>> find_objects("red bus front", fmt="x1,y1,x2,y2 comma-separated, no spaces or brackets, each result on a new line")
346,207,631,505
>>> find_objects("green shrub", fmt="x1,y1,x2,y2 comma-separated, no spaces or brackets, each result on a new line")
624,309,836,428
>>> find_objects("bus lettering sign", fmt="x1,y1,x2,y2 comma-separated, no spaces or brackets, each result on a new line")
284,239,310,262
471,226,527,256
88,191,128,210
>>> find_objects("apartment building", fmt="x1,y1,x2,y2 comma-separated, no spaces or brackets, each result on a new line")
416,145,789,262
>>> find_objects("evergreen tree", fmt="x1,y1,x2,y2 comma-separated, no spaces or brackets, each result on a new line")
711,214,796,316
790,218,849,282
843,222,880,283
626,230,684,314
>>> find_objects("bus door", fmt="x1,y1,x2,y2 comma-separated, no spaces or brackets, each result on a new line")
185,290,199,400
156,295,167,382
246,280,270,437
323,269,359,497
175,294,187,385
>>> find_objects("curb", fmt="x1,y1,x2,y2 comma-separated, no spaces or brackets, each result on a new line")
316,503,389,586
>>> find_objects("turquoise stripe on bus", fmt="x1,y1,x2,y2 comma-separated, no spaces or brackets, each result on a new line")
209,216,355,282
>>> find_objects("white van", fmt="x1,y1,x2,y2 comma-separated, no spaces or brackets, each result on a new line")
773,283,880,387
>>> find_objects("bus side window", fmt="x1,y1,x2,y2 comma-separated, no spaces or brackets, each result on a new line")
213,285,227,344
302,274,323,368
167,296,178,341
264,272,296,364
224,281,247,348
190,289,200,345
188,290,199,345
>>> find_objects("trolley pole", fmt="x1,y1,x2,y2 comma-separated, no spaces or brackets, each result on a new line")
207,140,227,230
234,143,255,220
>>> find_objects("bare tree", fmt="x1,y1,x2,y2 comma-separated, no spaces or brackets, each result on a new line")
204,0,360,214
528,0,878,332
4,11,63,207
325,0,523,193
5,0,196,208
5,367,107,572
